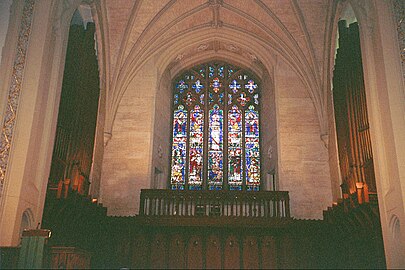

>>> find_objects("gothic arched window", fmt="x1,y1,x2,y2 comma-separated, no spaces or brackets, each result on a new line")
170,62,261,191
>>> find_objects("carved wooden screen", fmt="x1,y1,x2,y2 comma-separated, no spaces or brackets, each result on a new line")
333,21,376,200
170,62,261,191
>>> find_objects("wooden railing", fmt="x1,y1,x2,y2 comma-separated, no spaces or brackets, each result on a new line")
139,189,290,218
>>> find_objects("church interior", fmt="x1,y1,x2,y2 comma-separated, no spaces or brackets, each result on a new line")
0,0,404,268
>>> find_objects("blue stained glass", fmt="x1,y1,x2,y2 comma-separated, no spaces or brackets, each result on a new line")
189,105,204,189
254,93,259,105
199,67,206,77
245,106,259,137
245,106,260,189
211,78,222,93
176,80,188,93
171,63,261,192
228,94,232,105
218,66,224,77
184,91,196,106
245,137,260,188
173,106,187,137
208,104,223,189
219,92,224,104
228,105,243,189
228,69,234,78
245,79,257,94
171,106,188,189
209,66,215,77
237,92,250,107
229,80,241,93
192,80,204,93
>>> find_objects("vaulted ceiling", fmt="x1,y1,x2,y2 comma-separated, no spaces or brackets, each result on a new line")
93,0,337,136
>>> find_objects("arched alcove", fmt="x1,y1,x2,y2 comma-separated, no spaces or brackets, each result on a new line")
19,209,33,238
157,58,278,192
390,215,405,266
165,61,264,191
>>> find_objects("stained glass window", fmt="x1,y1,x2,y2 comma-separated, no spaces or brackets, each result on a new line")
245,106,260,191
170,105,187,190
228,105,242,190
170,62,261,190
208,105,223,190
189,105,204,189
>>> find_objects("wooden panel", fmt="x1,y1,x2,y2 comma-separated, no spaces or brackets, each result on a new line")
279,234,295,269
50,247,91,269
140,189,290,218
131,235,149,269
261,236,278,269
150,234,167,269
205,235,222,269
187,236,203,269
224,235,240,269
168,234,185,269
243,236,260,269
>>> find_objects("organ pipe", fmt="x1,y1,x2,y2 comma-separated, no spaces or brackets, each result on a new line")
333,21,377,202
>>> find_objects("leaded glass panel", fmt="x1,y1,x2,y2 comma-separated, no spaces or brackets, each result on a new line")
170,105,188,190
189,105,204,189
170,62,261,190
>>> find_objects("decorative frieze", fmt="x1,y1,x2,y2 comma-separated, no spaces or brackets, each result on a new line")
0,0,35,199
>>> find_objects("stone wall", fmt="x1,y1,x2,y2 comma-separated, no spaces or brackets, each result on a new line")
150,69,172,189
276,60,332,219
100,59,157,216
261,72,278,190
101,57,333,219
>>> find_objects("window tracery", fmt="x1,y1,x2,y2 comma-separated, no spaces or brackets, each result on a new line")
170,62,261,191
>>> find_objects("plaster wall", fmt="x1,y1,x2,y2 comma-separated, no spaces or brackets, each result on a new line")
276,59,332,219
